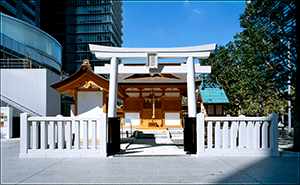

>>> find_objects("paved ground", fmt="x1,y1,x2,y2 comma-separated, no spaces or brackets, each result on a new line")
120,137,186,156
1,138,299,184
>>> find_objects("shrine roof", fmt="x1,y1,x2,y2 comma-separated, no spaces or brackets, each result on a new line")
118,73,202,84
199,83,229,104
50,60,127,99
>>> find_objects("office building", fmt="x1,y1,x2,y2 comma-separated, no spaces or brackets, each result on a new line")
40,0,123,75
0,0,40,27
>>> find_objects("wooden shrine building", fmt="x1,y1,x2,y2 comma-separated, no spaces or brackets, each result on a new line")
50,60,203,130
118,63,202,130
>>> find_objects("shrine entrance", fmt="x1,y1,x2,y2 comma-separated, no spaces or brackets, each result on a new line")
89,44,216,155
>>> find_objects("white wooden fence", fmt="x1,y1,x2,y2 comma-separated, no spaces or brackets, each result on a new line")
197,113,279,156
19,113,107,158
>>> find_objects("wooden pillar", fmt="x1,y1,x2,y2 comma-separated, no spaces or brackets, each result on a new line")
103,91,107,113
74,89,78,116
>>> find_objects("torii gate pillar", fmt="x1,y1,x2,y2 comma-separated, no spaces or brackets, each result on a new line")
107,57,118,117
89,44,216,118
187,56,197,117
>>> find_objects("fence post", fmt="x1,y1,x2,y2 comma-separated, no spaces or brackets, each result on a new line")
197,113,205,156
57,115,64,150
99,113,107,157
270,113,279,156
20,113,29,156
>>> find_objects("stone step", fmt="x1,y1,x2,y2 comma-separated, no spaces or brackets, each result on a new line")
170,134,183,139
167,128,183,139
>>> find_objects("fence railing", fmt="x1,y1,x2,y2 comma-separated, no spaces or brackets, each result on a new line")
197,113,279,156
19,113,107,158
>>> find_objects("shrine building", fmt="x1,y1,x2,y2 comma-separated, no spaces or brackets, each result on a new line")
50,44,222,132
50,60,204,131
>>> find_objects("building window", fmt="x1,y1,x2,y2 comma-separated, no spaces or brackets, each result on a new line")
207,105,215,116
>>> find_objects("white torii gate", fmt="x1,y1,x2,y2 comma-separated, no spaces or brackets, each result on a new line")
89,44,216,118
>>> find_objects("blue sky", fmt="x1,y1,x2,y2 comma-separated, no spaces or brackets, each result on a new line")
122,1,246,49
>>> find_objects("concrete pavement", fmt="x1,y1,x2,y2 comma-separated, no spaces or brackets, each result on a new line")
1,138,299,184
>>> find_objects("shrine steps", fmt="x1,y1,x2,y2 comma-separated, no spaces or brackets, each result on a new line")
137,130,169,138
168,128,183,139
120,127,183,139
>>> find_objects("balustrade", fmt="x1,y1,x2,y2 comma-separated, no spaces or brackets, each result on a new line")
197,113,279,156
19,113,107,158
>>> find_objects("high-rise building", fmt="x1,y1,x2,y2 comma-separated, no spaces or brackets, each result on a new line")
40,0,123,75
0,0,40,27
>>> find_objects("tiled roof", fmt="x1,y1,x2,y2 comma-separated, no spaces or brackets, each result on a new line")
199,83,229,104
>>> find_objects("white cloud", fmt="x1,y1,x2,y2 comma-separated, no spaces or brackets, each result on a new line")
184,0,189,6
193,8,201,14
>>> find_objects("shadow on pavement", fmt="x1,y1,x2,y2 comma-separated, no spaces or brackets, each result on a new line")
215,156,299,184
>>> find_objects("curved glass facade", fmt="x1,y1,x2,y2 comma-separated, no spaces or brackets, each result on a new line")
0,13,62,73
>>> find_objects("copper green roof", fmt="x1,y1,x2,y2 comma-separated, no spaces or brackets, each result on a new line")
199,83,229,104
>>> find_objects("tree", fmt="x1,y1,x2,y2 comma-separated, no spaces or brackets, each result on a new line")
200,25,278,117
202,0,298,151
239,0,299,152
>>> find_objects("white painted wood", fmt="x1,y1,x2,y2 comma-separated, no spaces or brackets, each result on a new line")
231,121,237,149
197,114,278,157
20,113,29,155
158,52,210,59
92,120,97,149
207,121,213,149
197,113,205,155
124,113,140,126
94,52,211,59
95,63,211,74
75,121,80,150
32,121,38,150
95,52,147,59
223,121,228,149
19,115,108,158
187,56,196,117
66,121,72,150
30,122,33,149
89,44,216,54
49,121,55,150
165,113,180,126
247,121,253,149
99,114,107,156
57,115,64,150
215,121,220,149
254,121,261,148
108,57,118,118
83,120,88,150
41,121,46,150
239,120,246,149
77,92,103,117
262,121,269,149
205,117,272,121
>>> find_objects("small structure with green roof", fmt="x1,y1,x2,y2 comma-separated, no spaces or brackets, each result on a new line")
197,83,229,116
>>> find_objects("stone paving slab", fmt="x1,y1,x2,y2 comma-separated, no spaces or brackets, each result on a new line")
1,139,300,184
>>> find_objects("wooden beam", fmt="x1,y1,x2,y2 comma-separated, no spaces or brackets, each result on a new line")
77,88,102,92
